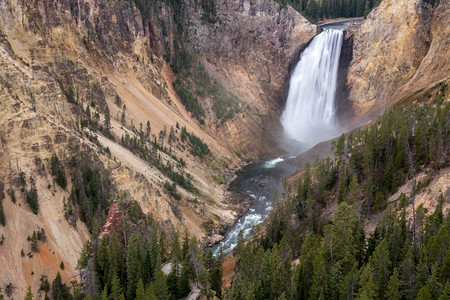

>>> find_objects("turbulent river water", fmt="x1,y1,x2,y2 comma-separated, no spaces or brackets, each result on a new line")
212,24,347,256
212,157,295,255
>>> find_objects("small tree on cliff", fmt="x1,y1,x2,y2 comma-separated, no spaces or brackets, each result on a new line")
24,287,33,300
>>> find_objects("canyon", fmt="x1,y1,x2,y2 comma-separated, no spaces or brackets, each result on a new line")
0,0,448,298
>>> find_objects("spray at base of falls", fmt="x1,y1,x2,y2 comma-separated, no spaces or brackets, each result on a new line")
281,29,344,146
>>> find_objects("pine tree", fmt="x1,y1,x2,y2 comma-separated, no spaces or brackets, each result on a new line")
326,261,343,299
126,233,143,300
146,282,158,300
323,202,360,273
178,255,191,298
425,263,442,299
0,197,5,226
416,286,432,300
109,273,122,300
385,268,400,300
101,287,108,300
181,233,189,260
399,248,415,299
209,249,223,298
103,106,111,132
166,262,179,297
121,105,126,124
154,256,169,300
260,249,273,299
146,121,151,139
86,105,91,119
51,272,72,300
143,246,154,283
357,263,376,300
107,230,120,283
369,238,390,299
363,175,374,216
347,174,360,204
340,265,359,300
309,251,328,299
95,236,109,288
135,278,146,300
337,163,348,203
31,231,39,252
438,280,450,300
24,286,33,300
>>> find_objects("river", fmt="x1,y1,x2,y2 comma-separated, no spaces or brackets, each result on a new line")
212,21,350,256
212,156,295,255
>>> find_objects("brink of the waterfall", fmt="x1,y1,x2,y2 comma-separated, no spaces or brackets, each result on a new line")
281,29,344,146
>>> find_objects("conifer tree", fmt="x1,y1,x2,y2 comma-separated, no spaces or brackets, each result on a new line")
109,273,122,300
323,202,359,273
0,197,5,226
416,286,432,300
24,286,33,300
86,105,91,119
103,106,111,132
357,263,376,300
146,283,158,300
309,251,328,299
107,229,120,282
326,261,343,299
210,249,223,298
425,263,442,299
121,105,126,124
347,174,360,204
438,280,450,300
95,236,109,287
135,278,146,300
178,255,191,298
154,256,169,300
385,268,400,300
143,246,154,282
399,248,415,299
126,232,143,300
340,264,359,300
51,272,72,300
146,121,151,139
166,262,179,297
369,238,390,298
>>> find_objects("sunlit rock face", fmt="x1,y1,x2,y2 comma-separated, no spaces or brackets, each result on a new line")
347,0,450,118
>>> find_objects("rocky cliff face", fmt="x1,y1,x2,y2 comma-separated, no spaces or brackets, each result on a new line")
189,0,315,109
0,0,315,297
347,0,449,118
185,0,316,154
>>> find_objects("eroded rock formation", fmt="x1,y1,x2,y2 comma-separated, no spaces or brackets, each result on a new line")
347,0,449,118
0,0,315,297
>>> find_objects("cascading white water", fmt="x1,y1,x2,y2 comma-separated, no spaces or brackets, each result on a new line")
281,29,343,146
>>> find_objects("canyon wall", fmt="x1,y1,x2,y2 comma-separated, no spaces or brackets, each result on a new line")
0,0,315,297
184,0,316,155
347,0,449,118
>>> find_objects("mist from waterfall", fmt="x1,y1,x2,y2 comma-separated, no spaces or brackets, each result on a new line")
281,29,344,146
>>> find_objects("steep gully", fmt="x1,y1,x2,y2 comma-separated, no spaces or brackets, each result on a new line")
212,22,349,255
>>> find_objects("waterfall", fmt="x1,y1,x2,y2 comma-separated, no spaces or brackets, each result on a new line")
281,29,344,146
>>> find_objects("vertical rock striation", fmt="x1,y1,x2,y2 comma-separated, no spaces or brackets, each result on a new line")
347,0,449,118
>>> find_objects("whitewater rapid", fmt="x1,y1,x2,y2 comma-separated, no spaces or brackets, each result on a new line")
212,157,293,256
